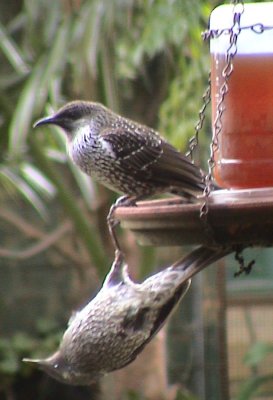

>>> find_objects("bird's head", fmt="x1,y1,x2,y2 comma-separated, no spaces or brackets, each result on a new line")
33,101,109,139
23,350,98,386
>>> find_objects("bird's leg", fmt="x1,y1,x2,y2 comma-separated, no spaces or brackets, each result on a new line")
107,195,138,254
103,249,126,287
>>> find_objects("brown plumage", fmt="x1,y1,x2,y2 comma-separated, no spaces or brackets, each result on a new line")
34,101,205,200
23,246,230,386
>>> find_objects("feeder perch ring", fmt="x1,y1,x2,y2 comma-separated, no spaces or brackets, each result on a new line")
114,188,273,248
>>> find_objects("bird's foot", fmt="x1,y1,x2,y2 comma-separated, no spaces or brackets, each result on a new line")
107,196,137,253
114,248,124,264
103,249,126,287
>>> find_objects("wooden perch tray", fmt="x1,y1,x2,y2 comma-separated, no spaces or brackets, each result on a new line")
114,188,273,247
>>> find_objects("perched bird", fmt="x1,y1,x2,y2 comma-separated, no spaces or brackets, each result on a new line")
34,101,205,201
34,101,207,250
23,246,230,386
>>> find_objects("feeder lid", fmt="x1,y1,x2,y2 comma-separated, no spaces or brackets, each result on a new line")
210,2,273,54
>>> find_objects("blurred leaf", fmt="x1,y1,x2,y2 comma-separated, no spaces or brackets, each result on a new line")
36,318,61,336
0,338,19,375
244,342,273,367
174,388,200,400
81,1,105,77
0,357,18,375
8,17,71,159
0,72,25,90
68,161,97,209
30,136,108,272
236,375,273,400
0,20,29,76
11,332,38,354
0,165,48,218
20,162,56,199
8,57,45,158
38,17,71,97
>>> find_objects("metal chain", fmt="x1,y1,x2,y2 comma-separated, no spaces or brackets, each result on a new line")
203,1,244,197
186,74,211,161
203,22,273,41
199,1,245,243
234,247,255,277
188,1,245,166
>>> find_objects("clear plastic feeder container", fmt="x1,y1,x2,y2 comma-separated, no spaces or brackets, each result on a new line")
210,2,273,189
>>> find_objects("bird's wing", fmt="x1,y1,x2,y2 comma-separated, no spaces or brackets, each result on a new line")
149,280,191,338
100,126,163,173
119,280,190,368
101,126,204,192
150,141,205,190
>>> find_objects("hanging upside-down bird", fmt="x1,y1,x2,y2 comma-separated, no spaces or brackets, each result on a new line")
34,101,208,250
23,246,231,386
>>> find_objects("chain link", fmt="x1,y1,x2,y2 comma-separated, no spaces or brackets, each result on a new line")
186,74,211,161
203,22,273,41
199,1,245,242
202,2,244,199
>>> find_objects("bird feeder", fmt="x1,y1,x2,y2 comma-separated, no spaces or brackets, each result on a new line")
210,2,273,189
115,1,273,248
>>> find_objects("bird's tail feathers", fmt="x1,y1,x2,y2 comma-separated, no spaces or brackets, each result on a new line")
171,246,232,280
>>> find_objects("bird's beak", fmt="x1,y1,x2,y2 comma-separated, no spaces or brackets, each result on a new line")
33,115,57,129
23,357,45,368
23,356,57,372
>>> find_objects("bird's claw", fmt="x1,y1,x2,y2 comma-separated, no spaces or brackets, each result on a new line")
107,196,137,254
107,211,121,253
114,249,125,265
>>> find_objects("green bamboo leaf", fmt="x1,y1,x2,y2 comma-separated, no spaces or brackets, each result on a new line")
0,20,30,76
29,137,109,273
8,18,71,159
81,1,104,76
45,148,67,163
236,375,273,400
0,165,48,219
20,162,57,199
42,3,61,45
0,357,19,375
0,72,25,90
39,17,71,94
8,57,45,158
244,342,273,367
100,40,120,111
68,160,97,209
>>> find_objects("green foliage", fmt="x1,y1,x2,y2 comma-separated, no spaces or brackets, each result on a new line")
121,389,147,400
174,388,200,400
116,0,202,77
0,163,52,218
244,342,273,367
120,387,199,400
0,318,62,388
236,342,273,400
0,0,214,271
159,53,210,153
236,375,273,400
